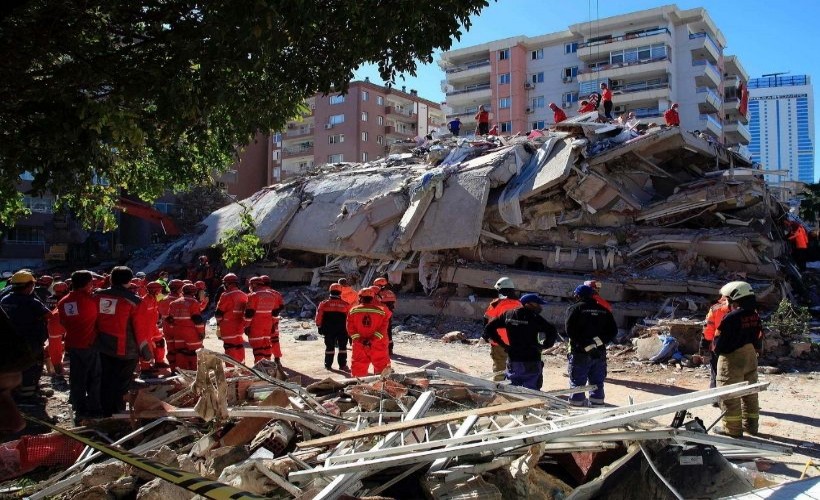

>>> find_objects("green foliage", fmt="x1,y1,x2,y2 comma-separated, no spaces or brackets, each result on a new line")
0,0,490,229
216,208,265,270
765,298,811,340
799,183,820,224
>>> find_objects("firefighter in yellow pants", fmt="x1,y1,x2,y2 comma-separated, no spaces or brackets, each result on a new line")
713,281,762,437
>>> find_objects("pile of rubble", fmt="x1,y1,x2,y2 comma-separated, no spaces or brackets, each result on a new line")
1,349,802,499
190,115,798,331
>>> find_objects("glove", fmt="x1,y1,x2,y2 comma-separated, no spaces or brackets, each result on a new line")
139,343,154,362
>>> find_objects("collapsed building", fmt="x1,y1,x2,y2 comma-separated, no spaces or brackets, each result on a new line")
190,115,798,329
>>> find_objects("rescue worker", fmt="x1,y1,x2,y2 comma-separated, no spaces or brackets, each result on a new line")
167,283,206,370
156,271,170,294
158,279,183,369
373,277,397,354
316,283,352,371
338,278,359,306
549,102,567,124
138,281,165,374
787,221,809,271
244,276,284,364
94,266,153,417
215,273,248,363
483,277,521,381
58,270,101,421
1,271,51,399
346,288,389,377
664,103,680,126
577,100,596,114
701,293,730,389
33,274,53,304
130,277,148,297
565,285,618,406
195,280,209,309
583,280,612,312
713,281,763,437
46,281,70,377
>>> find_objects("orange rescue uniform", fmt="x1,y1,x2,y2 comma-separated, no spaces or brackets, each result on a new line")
346,304,389,377
244,288,284,363
158,293,180,368
216,288,248,362
168,296,205,370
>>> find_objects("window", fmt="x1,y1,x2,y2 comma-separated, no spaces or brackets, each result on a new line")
376,135,384,145
562,91,579,104
23,195,54,213
563,66,578,78
498,73,511,85
361,111,368,122
531,96,545,108
376,95,384,105
329,114,345,125
531,72,544,84
498,48,510,60
565,42,578,54
499,97,511,109
531,48,544,60
328,154,344,163
361,90,369,101
329,94,345,105
362,152,369,162
532,120,546,130
377,115,384,125
5,227,44,244
328,134,345,144
361,131,368,142
500,121,513,133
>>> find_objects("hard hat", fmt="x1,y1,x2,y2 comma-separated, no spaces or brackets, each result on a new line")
147,281,164,292
130,278,142,286
1,271,12,279
199,255,208,262
10,271,35,285
358,288,375,298
583,280,602,291
329,283,343,293
135,272,146,279
573,285,595,298
168,279,184,291
223,273,240,284
373,277,388,287
195,280,207,290
52,281,69,294
260,275,271,286
248,276,262,286
719,281,755,301
36,275,54,286
369,286,382,295
494,277,515,290
182,283,197,295
520,293,548,305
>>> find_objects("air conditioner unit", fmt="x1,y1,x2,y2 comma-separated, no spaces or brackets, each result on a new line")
324,123,334,130
610,79,621,87
563,76,574,83
524,82,534,89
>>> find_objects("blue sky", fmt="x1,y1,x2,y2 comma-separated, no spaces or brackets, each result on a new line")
354,0,819,180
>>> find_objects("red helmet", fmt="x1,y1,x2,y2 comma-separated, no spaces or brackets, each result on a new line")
52,281,69,294
583,280,602,291
130,278,142,286
329,283,343,293
369,285,382,295
373,277,388,287
358,288,375,298
194,280,207,290
147,281,164,293
260,275,271,286
223,273,240,285
37,275,54,287
168,279,184,291
248,276,263,287
182,283,197,295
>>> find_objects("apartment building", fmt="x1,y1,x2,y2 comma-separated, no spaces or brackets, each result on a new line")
747,75,815,183
272,80,444,181
439,5,750,147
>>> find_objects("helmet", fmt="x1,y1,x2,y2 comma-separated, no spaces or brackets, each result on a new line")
358,288,375,298
369,286,382,295
130,278,143,287
135,272,146,279
36,275,54,287
583,280,602,291
1,271,12,279
195,280,207,290
248,276,263,287
260,275,271,286
147,281,164,293
182,283,197,295
373,277,388,287
329,283,343,293
10,271,35,285
52,281,69,294
223,273,240,285
494,277,515,290
573,285,594,298
198,255,208,262
168,279,184,291
719,281,755,301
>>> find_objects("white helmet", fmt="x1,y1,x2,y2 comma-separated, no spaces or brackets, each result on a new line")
494,277,515,290
719,281,755,301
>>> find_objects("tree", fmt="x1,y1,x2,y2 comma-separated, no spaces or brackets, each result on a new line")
799,183,820,225
0,0,489,229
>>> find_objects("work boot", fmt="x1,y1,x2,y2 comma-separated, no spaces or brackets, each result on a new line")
339,365,350,372
712,426,742,438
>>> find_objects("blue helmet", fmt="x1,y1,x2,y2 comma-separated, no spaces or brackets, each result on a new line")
573,285,594,298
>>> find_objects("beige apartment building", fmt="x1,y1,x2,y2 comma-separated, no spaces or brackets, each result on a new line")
439,5,750,148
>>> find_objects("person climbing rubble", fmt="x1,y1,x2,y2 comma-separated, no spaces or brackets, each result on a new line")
482,277,521,381
786,220,809,271
565,285,618,406
475,105,490,135
600,82,614,120
373,277,397,355
315,283,351,371
158,279,183,369
577,100,596,114
346,288,389,377
244,276,284,364
713,281,763,437
701,292,730,390
483,293,557,390
549,102,567,124
447,116,462,137
664,103,680,126
167,283,206,371
215,273,248,363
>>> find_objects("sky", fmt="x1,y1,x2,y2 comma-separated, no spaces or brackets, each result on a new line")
354,0,819,180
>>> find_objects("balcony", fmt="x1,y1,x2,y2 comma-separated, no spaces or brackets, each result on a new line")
689,32,721,63
284,126,314,139
282,144,314,158
577,28,672,61
385,105,416,123
724,98,749,124
724,55,749,83
579,57,671,83
443,59,491,82
697,113,722,138
445,83,492,105
384,125,415,138
696,86,722,113
692,59,720,88
612,81,670,106
725,121,751,145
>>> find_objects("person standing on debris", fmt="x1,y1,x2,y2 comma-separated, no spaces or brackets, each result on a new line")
488,124,499,136
58,271,101,422
215,273,249,363
483,294,557,390
786,221,809,271
194,280,209,309
316,283,352,371
483,277,521,382
46,281,70,378
701,293,729,390
244,276,283,364
475,105,490,135
583,280,612,312
549,102,567,124
664,103,680,126
565,285,618,406
373,277,397,355
713,281,763,437
138,281,165,374
94,266,153,416
447,116,462,137
260,276,285,364
577,100,596,114
338,278,359,306
346,288,389,377
600,82,614,120
158,279,183,369
168,283,206,370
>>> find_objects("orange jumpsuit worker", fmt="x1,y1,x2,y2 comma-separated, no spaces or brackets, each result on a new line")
167,284,206,370
346,288,389,377
787,221,810,271
138,281,165,373
702,295,729,389
244,276,284,364
216,273,248,363
158,279,183,369
484,277,521,381
315,283,351,370
195,281,209,309
373,277,397,354
46,281,70,376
